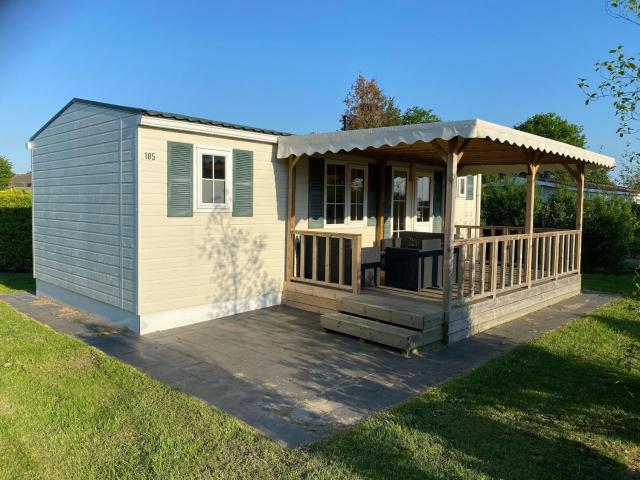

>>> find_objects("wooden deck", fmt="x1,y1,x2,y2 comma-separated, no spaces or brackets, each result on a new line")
283,269,582,352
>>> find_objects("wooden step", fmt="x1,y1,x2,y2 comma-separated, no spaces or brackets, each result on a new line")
337,290,443,330
321,313,443,351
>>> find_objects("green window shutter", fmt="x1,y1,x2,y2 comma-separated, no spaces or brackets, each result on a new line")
232,149,253,217
367,163,378,226
466,175,474,200
432,171,443,233
167,141,193,217
308,157,325,228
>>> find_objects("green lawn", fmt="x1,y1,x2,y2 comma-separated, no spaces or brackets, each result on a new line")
583,272,637,295
0,274,639,479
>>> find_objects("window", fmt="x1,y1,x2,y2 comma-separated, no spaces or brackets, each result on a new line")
349,167,365,223
392,169,408,237
326,164,346,224
416,174,431,223
325,162,367,226
457,177,467,198
195,146,232,211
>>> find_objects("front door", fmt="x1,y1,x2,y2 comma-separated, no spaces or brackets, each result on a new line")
392,168,408,238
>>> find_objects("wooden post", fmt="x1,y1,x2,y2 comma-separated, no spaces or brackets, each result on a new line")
376,159,386,247
286,156,296,280
524,154,539,288
440,140,463,342
575,163,585,273
352,234,362,294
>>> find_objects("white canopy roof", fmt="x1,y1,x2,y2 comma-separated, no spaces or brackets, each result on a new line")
277,119,615,170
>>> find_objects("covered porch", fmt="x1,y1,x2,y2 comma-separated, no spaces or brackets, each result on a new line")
279,120,615,350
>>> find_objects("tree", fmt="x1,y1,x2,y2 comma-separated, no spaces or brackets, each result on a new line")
480,176,541,227
515,112,587,148
579,1,640,137
579,1,640,193
341,75,401,130
619,148,640,189
0,156,13,190
514,112,612,185
401,106,441,125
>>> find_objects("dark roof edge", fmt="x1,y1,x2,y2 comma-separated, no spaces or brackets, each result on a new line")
29,98,290,141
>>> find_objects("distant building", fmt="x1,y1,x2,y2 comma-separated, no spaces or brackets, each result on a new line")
486,176,640,203
9,173,32,191
536,177,640,203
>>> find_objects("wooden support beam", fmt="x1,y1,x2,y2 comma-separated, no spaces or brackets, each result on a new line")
286,155,297,280
524,151,540,288
442,139,465,342
562,163,581,182
287,155,297,233
375,159,386,247
575,162,585,273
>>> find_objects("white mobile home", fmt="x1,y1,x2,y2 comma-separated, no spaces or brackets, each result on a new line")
29,99,614,349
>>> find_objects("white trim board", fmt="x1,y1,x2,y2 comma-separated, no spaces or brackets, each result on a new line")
139,292,282,334
140,116,279,144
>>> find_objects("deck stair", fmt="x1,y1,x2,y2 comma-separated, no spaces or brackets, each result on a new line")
320,288,445,351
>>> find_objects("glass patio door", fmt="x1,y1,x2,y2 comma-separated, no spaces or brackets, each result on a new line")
414,173,433,232
392,168,408,238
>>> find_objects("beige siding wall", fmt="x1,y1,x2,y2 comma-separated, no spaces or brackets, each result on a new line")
137,126,286,321
455,175,482,227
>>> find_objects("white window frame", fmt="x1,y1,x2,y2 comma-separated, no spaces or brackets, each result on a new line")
414,171,434,228
390,166,410,238
194,145,233,213
324,161,368,227
348,165,368,227
457,176,467,198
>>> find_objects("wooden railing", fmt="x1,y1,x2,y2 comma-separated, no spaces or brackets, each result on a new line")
455,225,526,239
288,230,362,294
453,229,581,304
531,230,581,284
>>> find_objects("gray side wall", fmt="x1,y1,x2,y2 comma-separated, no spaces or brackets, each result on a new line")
31,102,138,314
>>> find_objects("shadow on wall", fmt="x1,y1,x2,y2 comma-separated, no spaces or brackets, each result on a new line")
199,213,281,318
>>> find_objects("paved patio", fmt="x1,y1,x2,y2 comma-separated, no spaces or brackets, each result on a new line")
1,290,615,447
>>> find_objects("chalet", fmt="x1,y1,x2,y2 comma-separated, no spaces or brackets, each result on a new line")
27,98,615,351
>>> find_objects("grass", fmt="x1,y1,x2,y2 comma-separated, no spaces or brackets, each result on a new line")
0,275,639,478
583,271,637,296
0,272,35,294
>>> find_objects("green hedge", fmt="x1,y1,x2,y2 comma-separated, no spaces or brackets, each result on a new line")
0,190,32,272
482,178,640,273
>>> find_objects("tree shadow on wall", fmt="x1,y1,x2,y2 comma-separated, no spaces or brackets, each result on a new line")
199,213,280,318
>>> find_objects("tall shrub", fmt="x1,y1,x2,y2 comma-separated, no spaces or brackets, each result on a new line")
582,195,637,272
481,176,528,227
0,190,32,272
536,187,576,229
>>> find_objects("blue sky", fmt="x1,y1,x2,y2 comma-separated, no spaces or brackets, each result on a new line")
1,0,638,175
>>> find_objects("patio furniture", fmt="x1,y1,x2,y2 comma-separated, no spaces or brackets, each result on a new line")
360,246,381,287
384,240,459,291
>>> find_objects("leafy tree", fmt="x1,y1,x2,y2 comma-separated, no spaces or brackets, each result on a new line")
0,155,13,190
341,75,401,130
620,149,640,189
480,176,541,227
515,113,588,148
401,106,441,125
535,187,576,229
514,113,612,185
579,0,640,137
